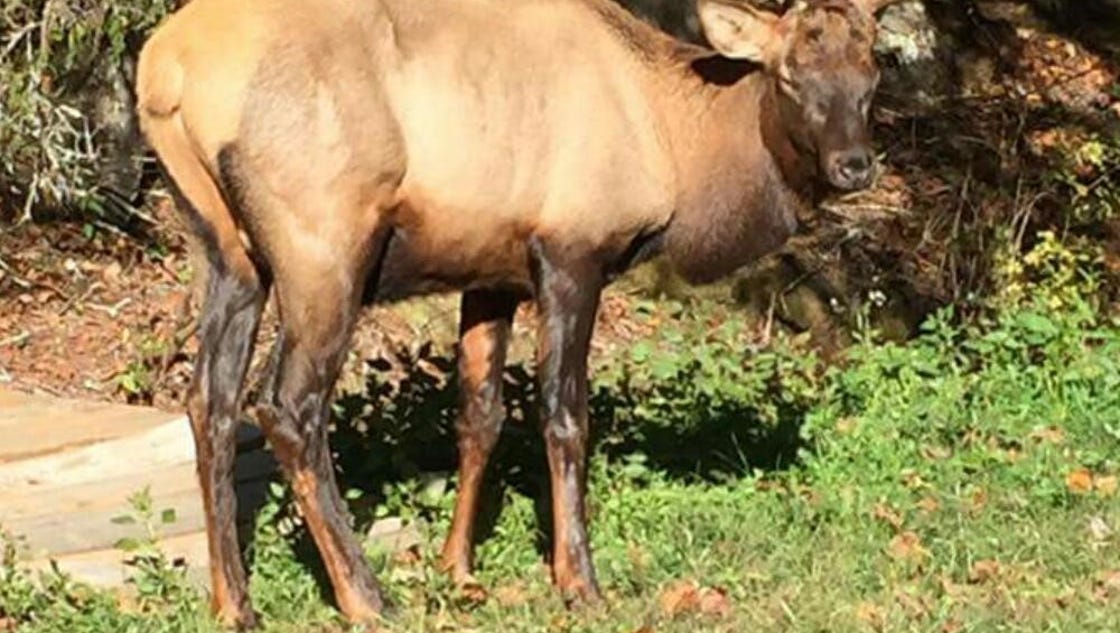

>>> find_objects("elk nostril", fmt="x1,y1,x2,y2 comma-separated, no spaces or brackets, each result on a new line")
841,150,872,175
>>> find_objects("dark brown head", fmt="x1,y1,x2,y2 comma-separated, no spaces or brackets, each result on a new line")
697,0,897,191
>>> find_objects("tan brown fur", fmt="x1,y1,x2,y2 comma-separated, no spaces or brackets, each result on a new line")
137,0,897,626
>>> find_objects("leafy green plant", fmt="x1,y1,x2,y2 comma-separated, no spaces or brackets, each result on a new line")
991,229,1104,314
1052,133,1120,227
110,487,195,614
115,332,170,401
1,0,173,219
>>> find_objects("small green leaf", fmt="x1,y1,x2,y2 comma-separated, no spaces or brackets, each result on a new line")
631,342,652,363
160,508,177,525
115,537,142,553
110,515,136,525
1017,312,1058,336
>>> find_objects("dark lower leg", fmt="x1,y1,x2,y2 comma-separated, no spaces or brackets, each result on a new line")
258,328,384,623
441,290,518,583
530,239,603,603
544,427,597,601
188,269,266,628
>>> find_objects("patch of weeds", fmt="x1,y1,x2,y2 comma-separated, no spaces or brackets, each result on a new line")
115,332,169,403
1,0,174,219
8,285,1120,631
110,487,196,615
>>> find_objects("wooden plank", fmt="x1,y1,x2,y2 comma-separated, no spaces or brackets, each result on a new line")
11,476,273,559
0,389,181,462
0,417,268,491
2,452,274,558
0,389,279,589
22,530,211,589
1,449,276,521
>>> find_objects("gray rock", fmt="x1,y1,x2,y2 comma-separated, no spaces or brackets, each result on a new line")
364,517,423,554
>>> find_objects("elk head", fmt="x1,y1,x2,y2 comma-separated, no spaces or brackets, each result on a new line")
698,0,900,191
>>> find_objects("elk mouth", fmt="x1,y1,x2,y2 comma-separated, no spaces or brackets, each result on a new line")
823,146,876,192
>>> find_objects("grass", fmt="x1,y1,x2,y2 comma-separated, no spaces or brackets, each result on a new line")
3,288,1120,632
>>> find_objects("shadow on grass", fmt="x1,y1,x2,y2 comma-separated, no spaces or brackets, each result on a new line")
262,341,809,605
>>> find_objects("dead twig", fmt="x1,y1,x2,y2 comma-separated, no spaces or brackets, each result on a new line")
0,257,32,289
0,331,31,348
57,281,104,316
86,297,132,318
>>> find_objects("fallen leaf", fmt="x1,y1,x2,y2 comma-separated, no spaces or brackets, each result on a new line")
873,503,904,530
1088,516,1112,542
1067,468,1094,494
894,588,931,619
968,560,1001,584
393,544,422,566
888,531,929,564
969,488,989,514
459,581,489,605
917,496,941,514
855,601,885,630
1095,475,1118,497
549,613,572,631
698,587,732,617
1094,570,1120,601
659,580,700,617
102,261,123,282
115,589,140,614
901,469,926,489
941,618,964,633
939,575,966,599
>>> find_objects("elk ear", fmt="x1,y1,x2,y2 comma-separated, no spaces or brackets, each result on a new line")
852,0,901,15
697,0,781,65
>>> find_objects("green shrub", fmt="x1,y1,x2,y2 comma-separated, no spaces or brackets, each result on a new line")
0,0,172,220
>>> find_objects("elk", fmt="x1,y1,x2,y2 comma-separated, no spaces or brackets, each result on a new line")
137,0,898,626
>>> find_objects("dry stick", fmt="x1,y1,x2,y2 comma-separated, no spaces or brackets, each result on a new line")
0,331,31,348
940,168,973,302
0,256,67,299
152,316,200,390
57,281,104,316
0,257,32,289
0,21,41,61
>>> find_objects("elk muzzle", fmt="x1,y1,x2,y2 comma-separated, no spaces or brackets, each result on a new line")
824,145,875,191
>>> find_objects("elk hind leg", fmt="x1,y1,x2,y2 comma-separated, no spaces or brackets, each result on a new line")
441,289,519,585
255,239,387,624
147,116,266,628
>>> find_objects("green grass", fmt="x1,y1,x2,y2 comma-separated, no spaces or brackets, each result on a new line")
3,296,1119,633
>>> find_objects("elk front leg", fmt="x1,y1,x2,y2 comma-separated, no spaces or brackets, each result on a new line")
441,289,518,585
530,238,603,604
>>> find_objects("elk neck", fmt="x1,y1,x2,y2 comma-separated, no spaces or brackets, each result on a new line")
644,51,814,283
